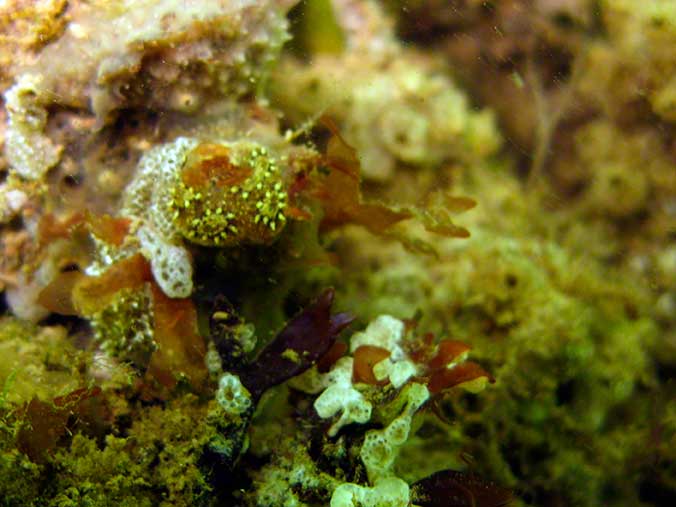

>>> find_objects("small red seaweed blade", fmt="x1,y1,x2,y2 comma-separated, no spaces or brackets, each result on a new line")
412,469,514,507
17,387,102,463
238,288,353,401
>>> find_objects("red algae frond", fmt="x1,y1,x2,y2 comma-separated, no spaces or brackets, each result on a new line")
352,344,391,385
147,283,207,392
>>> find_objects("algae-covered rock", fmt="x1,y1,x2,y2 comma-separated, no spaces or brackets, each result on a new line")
272,1,500,181
10,0,295,122
0,317,84,404
46,394,230,507
335,226,659,505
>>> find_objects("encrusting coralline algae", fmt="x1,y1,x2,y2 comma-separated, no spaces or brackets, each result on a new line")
0,1,675,506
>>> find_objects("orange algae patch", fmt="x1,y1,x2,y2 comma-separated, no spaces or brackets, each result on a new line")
353,345,391,385
37,212,86,247
38,253,152,316
316,118,412,234
39,255,207,392
147,282,207,390
182,142,253,188
286,205,313,221
86,213,131,246
73,253,152,315
37,212,131,248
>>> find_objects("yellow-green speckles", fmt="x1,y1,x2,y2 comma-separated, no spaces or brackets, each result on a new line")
91,288,156,366
168,140,288,247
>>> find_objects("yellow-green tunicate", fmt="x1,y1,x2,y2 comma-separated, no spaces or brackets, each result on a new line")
168,141,288,247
